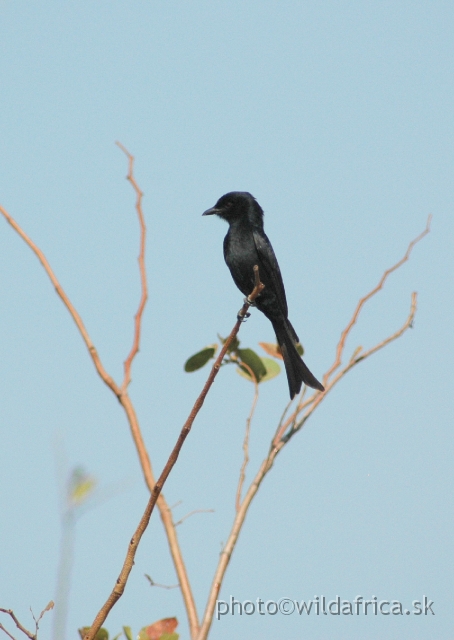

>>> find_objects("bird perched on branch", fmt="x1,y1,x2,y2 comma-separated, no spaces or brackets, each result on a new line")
203,191,324,399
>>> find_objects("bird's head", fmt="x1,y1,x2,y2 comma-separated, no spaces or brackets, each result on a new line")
203,191,264,226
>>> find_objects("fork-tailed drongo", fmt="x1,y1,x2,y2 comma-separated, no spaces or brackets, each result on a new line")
203,191,324,398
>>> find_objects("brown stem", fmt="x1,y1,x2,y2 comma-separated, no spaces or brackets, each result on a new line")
274,215,432,442
174,509,215,527
196,217,429,640
0,611,34,640
235,367,259,512
0,623,17,640
0,157,200,637
323,214,431,384
115,142,148,394
83,269,265,640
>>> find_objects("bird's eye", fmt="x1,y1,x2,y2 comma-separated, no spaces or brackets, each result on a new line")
225,200,233,207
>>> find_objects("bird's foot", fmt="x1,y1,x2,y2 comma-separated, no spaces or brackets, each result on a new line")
237,310,251,322
244,296,256,306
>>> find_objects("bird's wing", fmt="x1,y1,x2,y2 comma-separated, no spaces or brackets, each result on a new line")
252,229,288,317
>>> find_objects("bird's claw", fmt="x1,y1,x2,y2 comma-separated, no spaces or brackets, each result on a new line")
237,310,251,322
245,296,256,306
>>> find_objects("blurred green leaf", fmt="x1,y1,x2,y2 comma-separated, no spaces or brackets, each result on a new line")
160,635,179,640
123,627,133,640
296,342,304,356
69,467,96,505
217,333,240,353
226,335,240,353
259,358,281,382
137,629,148,640
78,628,108,640
184,345,217,372
237,348,267,382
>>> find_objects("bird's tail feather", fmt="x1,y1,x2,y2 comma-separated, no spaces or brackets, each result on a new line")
273,320,324,399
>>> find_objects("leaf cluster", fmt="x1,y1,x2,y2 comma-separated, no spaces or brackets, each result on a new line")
183,335,290,385
79,617,178,640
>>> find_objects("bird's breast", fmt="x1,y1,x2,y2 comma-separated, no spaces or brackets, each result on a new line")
223,230,259,296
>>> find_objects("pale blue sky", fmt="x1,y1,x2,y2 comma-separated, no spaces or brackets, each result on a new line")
0,2,453,639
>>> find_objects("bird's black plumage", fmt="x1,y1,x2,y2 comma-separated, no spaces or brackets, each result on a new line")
203,191,324,398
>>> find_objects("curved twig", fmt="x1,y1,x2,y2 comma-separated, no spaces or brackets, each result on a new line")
115,142,148,393
0,150,199,637
235,363,259,512
196,218,429,640
83,268,265,640
323,214,431,384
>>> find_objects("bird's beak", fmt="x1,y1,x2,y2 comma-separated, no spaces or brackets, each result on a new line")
202,206,219,216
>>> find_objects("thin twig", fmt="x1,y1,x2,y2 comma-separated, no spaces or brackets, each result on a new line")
174,509,215,527
283,292,417,443
144,575,180,590
274,216,432,443
115,142,148,393
83,267,265,640
0,611,34,640
235,363,259,512
32,602,53,639
323,214,431,384
0,624,17,640
273,386,306,445
196,219,430,640
0,206,120,396
1,169,199,637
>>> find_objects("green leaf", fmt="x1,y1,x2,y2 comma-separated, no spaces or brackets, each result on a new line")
226,335,240,353
69,467,97,505
123,627,133,640
78,629,109,640
296,342,304,356
184,345,217,372
236,348,267,382
217,334,240,353
160,635,179,640
259,358,281,382
137,629,148,640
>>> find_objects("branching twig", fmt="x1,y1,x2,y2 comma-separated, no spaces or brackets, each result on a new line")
0,623,17,640
174,509,215,527
0,610,34,640
0,150,199,637
196,218,430,640
235,362,259,512
115,142,148,394
144,575,180,590
83,267,265,640
273,216,432,444
323,214,431,384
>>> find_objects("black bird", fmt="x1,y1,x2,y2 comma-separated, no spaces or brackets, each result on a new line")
203,191,324,398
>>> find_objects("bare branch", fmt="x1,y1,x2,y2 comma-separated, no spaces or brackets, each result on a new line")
235,363,259,512
1,175,199,636
31,602,53,638
0,205,120,396
83,268,265,640
0,611,34,640
174,509,215,527
323,214,431,384
196,218,430,640
115,143,148,393
145,575,180,590
0,624,17,640
283,291,417,443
